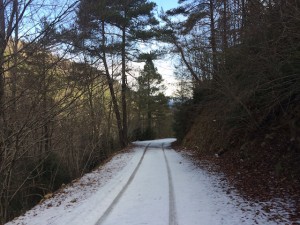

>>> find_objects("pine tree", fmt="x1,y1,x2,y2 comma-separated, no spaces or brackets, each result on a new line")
136,55,168,139
76,0,158,147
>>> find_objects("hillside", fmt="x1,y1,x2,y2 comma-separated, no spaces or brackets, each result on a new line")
170,0,300,221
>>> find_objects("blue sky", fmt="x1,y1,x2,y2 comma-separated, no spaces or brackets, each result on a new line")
153,0,179,12
150,1,180,96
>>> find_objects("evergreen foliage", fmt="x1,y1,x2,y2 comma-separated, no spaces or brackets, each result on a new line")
168,0,299,181
76,0,159,147
132,56,172,140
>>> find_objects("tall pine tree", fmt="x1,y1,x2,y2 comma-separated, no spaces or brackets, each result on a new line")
135,55,170,140
76,0,158,147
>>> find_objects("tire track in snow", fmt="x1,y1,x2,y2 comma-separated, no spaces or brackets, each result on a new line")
95,143,150,225
162,144,178,225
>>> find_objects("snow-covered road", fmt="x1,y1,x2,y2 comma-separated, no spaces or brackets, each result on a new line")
6,139,290,225
97,144,170,225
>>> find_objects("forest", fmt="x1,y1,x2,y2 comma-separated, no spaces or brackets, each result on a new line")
0,0,299,223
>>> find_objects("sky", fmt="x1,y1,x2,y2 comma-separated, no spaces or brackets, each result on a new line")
35,0,181,97
154,0,180,11
152,0,181,96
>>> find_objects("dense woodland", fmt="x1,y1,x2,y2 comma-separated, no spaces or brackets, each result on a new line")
168,0,300,214
0,0,172,222
0,0,299,223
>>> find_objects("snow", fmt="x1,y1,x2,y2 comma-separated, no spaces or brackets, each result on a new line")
6,138,297,225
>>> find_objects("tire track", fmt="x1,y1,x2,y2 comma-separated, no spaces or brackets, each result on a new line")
95,143,150,225
162,144,178,225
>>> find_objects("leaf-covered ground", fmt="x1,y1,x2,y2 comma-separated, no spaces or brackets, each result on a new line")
173,140,300,224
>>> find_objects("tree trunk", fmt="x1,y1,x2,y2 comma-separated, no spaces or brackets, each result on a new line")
41,45,50,156
12,0,19,113
121,26,128,146
101,21,125,148
209,0,218,74
0,65,4,128
0,0,6,129
241,0,246,30
147,73,151,129
173,39,201,84
223,0,228,51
